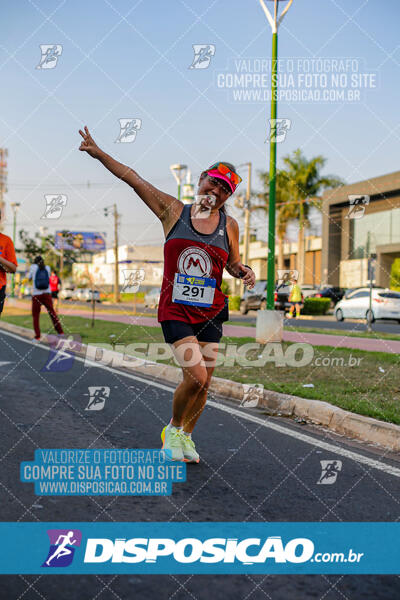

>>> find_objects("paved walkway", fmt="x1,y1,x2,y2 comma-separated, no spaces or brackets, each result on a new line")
57,306,400,354
9,300,400,353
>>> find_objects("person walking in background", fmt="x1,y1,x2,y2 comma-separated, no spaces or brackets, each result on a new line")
28,256,64,341
288,275,302,319
0,227,18,316
49,270,61,312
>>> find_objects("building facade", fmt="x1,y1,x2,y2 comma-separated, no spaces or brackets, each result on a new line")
232,237,322,294
72,244,164,292
322,171,400,288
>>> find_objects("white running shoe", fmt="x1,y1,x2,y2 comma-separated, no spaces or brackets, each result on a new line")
181,435,200,463
161,425,185,461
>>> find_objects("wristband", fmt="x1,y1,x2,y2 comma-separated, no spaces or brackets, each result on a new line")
239,265,252,278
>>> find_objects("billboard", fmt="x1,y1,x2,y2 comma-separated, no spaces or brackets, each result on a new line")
54,231,106,251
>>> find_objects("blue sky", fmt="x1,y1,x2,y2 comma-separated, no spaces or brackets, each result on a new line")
1,0,399,247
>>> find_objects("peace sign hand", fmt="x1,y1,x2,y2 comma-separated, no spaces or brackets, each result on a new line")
78,126,101,159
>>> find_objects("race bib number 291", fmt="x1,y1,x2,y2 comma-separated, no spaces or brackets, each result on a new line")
172,273,216,307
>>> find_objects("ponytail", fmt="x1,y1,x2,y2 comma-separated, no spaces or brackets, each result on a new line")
34,255,45,270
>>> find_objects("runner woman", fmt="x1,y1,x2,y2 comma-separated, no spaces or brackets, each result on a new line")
78,126,255,462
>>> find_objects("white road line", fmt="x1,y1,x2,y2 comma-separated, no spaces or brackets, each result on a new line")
2,328,400,479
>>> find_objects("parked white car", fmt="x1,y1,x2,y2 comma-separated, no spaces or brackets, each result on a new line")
71,288,84,301
301,284,320,299
59,287,75,300
144,287,161,308
335,288,400,323
75,289,101,302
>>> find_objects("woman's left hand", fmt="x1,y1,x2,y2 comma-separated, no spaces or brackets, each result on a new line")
239,264,255,289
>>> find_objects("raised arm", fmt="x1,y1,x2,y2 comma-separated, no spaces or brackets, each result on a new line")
78,126,183,230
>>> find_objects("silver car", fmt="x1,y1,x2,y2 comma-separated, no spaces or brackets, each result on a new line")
144,287,161,308
335,288,400,323
74,289,101,302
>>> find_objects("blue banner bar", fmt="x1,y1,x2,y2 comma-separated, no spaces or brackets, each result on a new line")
0,522,399,574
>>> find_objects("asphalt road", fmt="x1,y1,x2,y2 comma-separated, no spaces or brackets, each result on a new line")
0,329,400,599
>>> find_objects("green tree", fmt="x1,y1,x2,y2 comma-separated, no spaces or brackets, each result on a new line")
281,149,343,282
257,169,296,272
19,229,78,278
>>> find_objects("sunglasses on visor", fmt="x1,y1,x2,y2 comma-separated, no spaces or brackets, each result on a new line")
207,162,242,187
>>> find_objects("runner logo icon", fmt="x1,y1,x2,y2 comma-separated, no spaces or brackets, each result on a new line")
41,194,67,219
317,460,342,485
36,45,63,69
85,386,110,411
189,44,216,69
42,529,82,567
41,335,82,373
241,383,264,408
115,118,142,143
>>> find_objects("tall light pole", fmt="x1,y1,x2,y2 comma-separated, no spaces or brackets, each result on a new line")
104,204,120,303
170,164,187,202
10,202,20,297
181,169,195,204
259,0,294,309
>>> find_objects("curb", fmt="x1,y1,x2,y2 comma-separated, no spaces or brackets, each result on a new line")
1,320,399,453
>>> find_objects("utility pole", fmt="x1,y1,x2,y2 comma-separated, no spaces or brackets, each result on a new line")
0,148,8,233
366,231,376,333
105,204,120,303
113,203,120,303
60,247,64,278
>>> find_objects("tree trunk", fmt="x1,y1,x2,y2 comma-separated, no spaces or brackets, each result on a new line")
277,233,284,272
298,200,305,284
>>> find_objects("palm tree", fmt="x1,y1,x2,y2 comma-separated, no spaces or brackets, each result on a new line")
279,149,343,283
257,169,297,272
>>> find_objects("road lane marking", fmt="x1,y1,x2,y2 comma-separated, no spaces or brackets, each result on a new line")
1,328,400,479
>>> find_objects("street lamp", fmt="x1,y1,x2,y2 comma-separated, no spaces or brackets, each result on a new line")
259,0,294,309
181,169,195,204
10,202,20,297
170,164,187,202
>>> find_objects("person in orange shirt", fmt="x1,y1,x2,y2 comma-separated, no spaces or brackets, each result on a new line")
0,230,18,315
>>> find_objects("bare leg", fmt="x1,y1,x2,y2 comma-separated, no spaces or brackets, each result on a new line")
181,341,219,434
170,336,208,428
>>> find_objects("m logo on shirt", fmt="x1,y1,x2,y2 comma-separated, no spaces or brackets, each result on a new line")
177,247,212,277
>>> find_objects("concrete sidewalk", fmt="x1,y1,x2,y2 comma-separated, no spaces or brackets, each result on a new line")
56,306,400,354
9,299,400,353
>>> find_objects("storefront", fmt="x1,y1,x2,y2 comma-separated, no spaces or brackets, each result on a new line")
321,171,400,288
